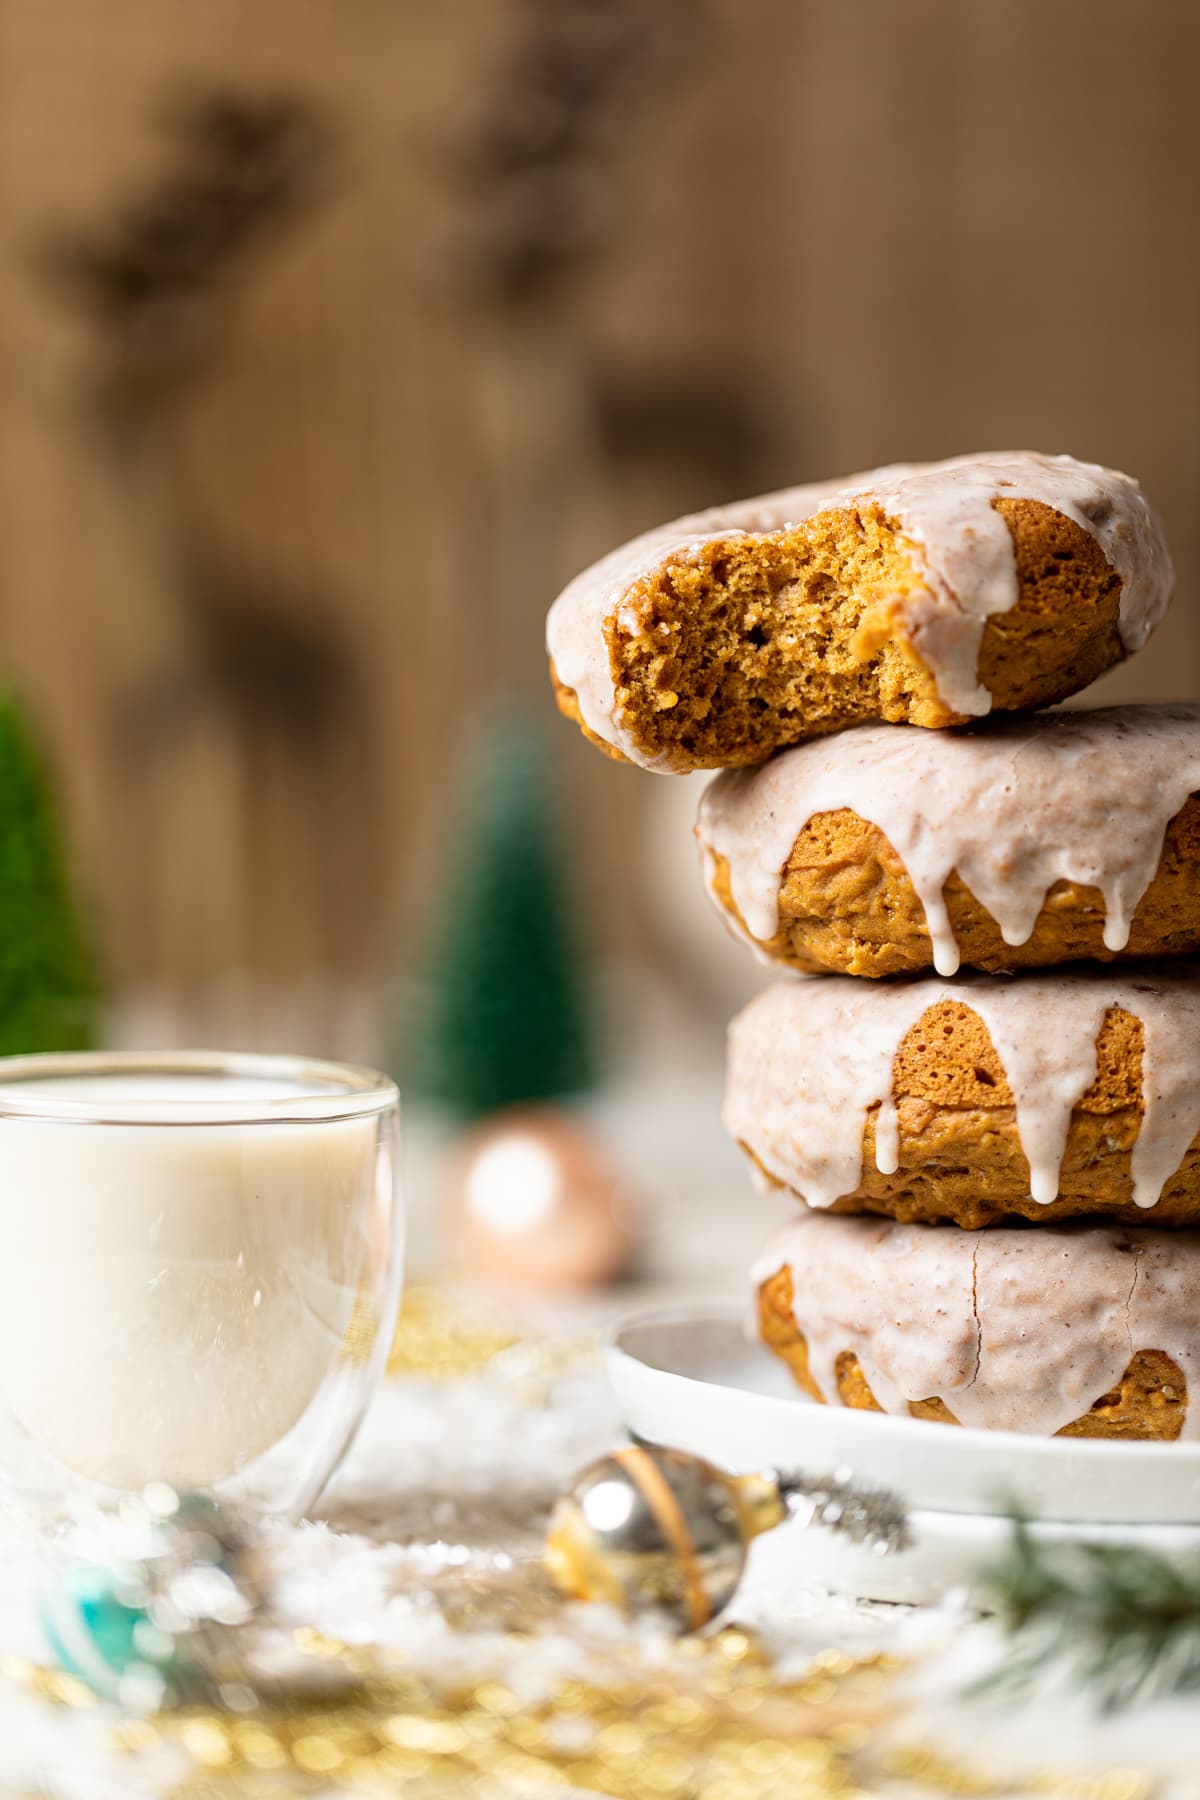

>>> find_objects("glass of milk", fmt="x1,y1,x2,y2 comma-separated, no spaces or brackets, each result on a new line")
0,1051,401,1521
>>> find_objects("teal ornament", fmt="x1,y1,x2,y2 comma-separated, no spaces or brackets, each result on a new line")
39,1487,261,1709
40,1566,173,1704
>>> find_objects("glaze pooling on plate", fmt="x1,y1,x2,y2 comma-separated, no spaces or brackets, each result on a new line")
697,704,1200,976
546,452,1173,767
724,969,1200,1212
753,1212,1200,1438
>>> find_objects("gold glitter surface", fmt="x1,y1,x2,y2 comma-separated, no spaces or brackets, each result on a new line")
148,1634,893,1798
0,1651,98,1712
10,1620,1160,1800
884,1744,1155,1800
385,1285,520,1377
339,1284,520,1376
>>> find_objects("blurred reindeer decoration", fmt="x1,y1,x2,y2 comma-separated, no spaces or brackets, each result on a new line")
37,92,379,1044
457,0,700,305
43,94,343,739
30,10,745,1050
446,0,770,674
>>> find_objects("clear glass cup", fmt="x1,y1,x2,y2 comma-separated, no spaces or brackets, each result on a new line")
0,1051,402,1523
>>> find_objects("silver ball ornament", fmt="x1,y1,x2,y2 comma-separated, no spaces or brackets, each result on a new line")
546,1445,785,1629
546,1444,911,1632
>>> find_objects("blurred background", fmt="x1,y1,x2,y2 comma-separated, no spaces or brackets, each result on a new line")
2,0,1197,1285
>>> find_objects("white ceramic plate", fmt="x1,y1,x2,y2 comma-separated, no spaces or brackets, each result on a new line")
607,1304,1200,1524
606,1305,1200,1602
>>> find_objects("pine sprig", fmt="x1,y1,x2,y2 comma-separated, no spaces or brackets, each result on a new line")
976,1515,1200,1710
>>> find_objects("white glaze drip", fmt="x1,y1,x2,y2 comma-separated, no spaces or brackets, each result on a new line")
697,705,1200,977
752,1213,1200,1438
873,454,1170,714
724,969,1200,1213
546,452,1173,769
1128,979,1200,1209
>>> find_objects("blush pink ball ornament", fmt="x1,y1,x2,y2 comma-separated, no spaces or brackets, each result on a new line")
448,1107,634,1292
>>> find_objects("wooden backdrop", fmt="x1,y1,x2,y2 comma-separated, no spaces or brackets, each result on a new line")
1,0,1198,1054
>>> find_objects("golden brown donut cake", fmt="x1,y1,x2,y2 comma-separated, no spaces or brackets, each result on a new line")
723,969,1200,1229
697,705,1200,977
546,452,1172,773
753,1212,1198,1439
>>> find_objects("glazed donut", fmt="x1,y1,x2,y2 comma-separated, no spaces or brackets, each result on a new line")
546,452,1172,773
697,705,1200,977
724,968,1200,1228
754,1211,1199,1439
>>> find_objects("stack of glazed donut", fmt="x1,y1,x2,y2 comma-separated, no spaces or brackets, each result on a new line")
547,451,1200,1440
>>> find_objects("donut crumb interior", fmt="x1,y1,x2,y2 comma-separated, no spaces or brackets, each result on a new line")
605,504,940,767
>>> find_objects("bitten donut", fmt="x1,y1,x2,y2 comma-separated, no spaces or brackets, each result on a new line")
724,969,1200,1229
698,705,1200,977
547,452,1172,773
753,1212,1200,1439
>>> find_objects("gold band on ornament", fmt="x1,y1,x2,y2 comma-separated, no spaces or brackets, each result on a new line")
610,1446,711,1629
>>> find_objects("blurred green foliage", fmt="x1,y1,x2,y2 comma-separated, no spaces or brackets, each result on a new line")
0,694,99,1055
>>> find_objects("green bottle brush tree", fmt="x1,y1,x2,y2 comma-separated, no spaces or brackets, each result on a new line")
416,710,596,1120
0,693,99,1055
